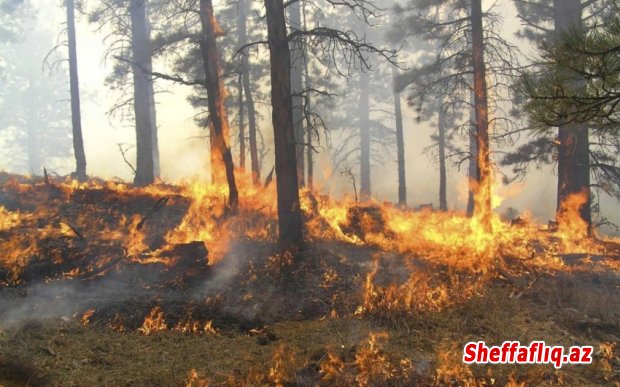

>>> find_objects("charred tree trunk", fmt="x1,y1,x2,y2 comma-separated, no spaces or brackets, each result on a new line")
238,0,260,184
438,98,447,211
199,0,239,208
466,90,477,217
144,3,159,179
237,75,245,170
466,127,477,216
471,0,492,231
149,58,160,178
359,71,371,200
553,0,591,232
264,0,304,251
306,111,313,189
288,0,305,186
303,3,313,190
244,71,260,184
130,0,156,187
236,5,245,171
66,0,87,182
393,67,406,207
305,71,314,190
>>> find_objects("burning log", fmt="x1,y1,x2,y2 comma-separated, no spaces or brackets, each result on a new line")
166,241,209,264
340,205,390,241
134,241,211,283
80,242,209,282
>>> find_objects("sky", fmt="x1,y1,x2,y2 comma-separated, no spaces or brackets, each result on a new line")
0,0,618,232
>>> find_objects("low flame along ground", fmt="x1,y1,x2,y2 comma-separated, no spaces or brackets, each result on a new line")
0,172,619,385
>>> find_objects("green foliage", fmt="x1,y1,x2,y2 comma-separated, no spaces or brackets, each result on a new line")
499,136,556,183
521,11,620,132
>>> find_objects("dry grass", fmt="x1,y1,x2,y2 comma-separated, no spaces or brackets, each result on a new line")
1,277,618,386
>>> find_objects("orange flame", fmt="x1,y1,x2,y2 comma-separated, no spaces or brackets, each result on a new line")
138,306,167,335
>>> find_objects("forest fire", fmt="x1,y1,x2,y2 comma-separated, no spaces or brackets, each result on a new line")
2,0,620,383
1,173,618,384
1,173,613,285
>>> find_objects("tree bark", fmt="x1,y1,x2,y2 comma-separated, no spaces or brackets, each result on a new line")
143,8,159,179
237,74,245,170
471,0,492,231
198,0,239,207
303,2,313,189
66,0,87,181
392,67,406,207
130,0,156,186
244,70,260,184
305,70,313,190
466,130,477,216
359,71,371,200
466,90,477,217
264,0,304,251
553,0,591,231
438,98,447,211
148,35,160,178
288,0,305,186
238,0,260,184
236,5,245,171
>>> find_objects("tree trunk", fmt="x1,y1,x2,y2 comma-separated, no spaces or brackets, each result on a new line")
438,98,447,211
359,71,371,200
288,0,305,186
238,0,260,184
244,71,260,184
305,73,313,190
466,129,477,216
237,74,245,170
148,51,160,178
392,67,406,207
66,0,87,181
198,0,239,207
130,0,155,186
306,109,313,189
264,0,304,251
143,7,159,179
236,5,245,171
553,0,591,232
303,3,313,189
471,0,492,231
466,90,477,216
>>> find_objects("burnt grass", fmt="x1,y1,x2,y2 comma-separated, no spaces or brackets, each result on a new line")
0,174,619,386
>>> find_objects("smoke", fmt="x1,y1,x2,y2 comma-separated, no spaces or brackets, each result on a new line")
0,0,616,234
0,275,135,327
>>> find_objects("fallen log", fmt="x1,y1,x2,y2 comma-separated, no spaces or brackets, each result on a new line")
166,241,209,263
